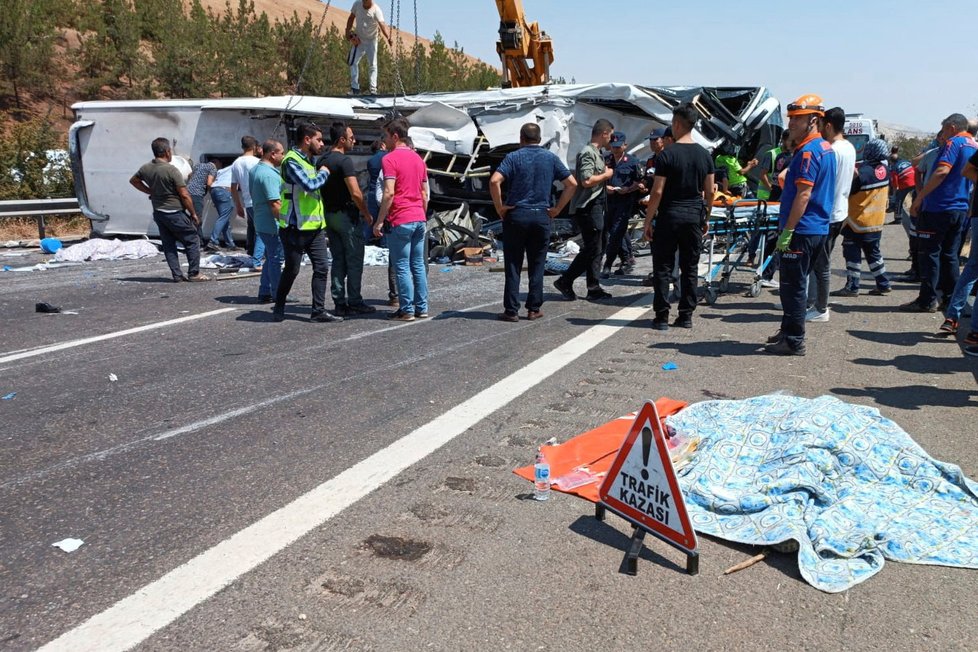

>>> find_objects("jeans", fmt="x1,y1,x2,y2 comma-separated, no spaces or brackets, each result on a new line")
326,209,367,307
778,233,825,351
841,227,889,291
893,187,913,222
946,217,978,322
808,221,844,312
651,220,703,318
350,37,378,93
208,187,234,246
915,210,967,306
275,227,329,314
191,194,207,243
603,199,634,268
389,221,428,314
503,208,551,314
153,209,201,279
256,231,283,299
560,201,605,292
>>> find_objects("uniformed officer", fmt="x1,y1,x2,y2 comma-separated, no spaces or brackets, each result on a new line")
273,122,343,323
602,131,644,277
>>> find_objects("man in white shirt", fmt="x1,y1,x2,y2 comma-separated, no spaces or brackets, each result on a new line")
345,0,393,95
231,136,263,267
808,107,856,321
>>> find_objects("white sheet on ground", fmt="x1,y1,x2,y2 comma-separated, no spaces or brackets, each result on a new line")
53,238,159,262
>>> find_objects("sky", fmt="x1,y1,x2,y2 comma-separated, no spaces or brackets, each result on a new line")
387,0,978,131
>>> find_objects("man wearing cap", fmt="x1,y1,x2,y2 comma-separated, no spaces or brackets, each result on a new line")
765,94,837,356
602,131,643,277
554,118,615,301
902,113,977,313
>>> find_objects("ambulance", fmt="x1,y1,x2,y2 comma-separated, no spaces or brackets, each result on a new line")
843,113,880,161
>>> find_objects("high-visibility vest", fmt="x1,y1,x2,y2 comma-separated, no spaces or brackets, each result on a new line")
278,149,326,230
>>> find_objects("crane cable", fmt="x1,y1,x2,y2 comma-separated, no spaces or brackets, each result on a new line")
283,0,333,118
389,0,420,112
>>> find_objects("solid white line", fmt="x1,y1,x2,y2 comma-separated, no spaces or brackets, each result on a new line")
39,295,652,652
0,308,238,365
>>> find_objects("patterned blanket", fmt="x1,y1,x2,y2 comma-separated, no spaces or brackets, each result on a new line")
667,395,978,592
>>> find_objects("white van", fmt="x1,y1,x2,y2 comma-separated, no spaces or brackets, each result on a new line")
843,113,879,161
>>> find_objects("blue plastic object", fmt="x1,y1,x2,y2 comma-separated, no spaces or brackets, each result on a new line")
40,238,63,254
662,362,678,371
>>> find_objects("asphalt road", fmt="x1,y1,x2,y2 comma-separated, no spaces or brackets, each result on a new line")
1,225,976,651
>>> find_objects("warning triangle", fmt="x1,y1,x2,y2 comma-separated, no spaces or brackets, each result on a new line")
598,401,697,552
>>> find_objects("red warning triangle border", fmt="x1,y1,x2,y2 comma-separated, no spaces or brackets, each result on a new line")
598,401,697,552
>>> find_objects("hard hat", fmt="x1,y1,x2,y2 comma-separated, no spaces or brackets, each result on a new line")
786,94,825,117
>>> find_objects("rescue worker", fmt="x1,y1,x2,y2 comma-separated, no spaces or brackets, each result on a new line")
765,94,837,356
273,122,342,323
903,113,977,312
834,138,891,296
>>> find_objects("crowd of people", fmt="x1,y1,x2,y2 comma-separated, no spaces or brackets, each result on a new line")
130,97,978,357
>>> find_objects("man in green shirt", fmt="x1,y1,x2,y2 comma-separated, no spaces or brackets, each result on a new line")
129,137,209,282
715,144,758,196
554,118,615,301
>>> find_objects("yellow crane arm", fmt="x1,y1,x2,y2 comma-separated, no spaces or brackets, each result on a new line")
494,0,554,88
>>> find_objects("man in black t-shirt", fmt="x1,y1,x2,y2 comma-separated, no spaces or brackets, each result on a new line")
642,104,715,330
319,121,375,316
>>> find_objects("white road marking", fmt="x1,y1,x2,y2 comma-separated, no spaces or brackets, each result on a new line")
40,295,652,652
0,308,238,365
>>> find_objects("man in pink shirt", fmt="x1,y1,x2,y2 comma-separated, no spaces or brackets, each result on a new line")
373,117,429,321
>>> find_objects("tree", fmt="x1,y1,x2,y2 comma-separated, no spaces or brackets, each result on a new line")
0,0,61,110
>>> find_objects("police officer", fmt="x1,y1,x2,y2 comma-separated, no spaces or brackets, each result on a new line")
765,94,837,355
273,122,343,323
602,131,644,277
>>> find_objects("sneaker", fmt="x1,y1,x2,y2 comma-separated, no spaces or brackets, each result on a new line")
271,310,286,322
899,300,939,313
613,267,626,276
939,318,959,334
672,315,692,329
600,267,612,280
964,345,978,357
759,279,778,289
651,317,669,331
526,310,544,321
830,287,858,297
554,277,577,301
964,331,978,346
388,310,415,322
203,244,221,254
387,296,399,307
497,312,519,322
172,275,189,283
414,310,429,319
349,87,360,96
586,289,613,301
805,308,830,323
765,339,806,356
187,273,211,282
867,286,892,296
766,330,783,344
310,310,343,323
347,303,377,315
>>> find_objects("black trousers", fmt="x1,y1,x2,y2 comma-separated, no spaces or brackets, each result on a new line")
560,201,605,292
779,233,826,351
503,208,551,314
651,220,703,318
275,227,329,314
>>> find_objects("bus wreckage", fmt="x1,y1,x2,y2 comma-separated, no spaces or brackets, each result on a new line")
69,83,782,250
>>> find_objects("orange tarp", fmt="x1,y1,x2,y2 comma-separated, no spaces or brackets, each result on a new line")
513,397,688,503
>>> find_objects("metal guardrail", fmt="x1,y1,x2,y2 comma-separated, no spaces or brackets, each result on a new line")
0,198,81,239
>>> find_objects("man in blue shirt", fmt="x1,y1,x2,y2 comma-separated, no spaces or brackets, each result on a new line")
490,123,578,321
250,139,286,303
766,94,837,356
903,113,978,312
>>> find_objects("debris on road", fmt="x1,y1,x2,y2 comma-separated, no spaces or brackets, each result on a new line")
35,302,61,313
723,552,768,575
52,538,84,553
1,392,15,400
662,362,679,371
108,374,118,382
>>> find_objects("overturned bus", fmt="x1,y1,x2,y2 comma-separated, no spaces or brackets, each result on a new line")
69,83,782,240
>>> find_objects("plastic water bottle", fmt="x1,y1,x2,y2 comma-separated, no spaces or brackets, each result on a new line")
533,448,551,501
